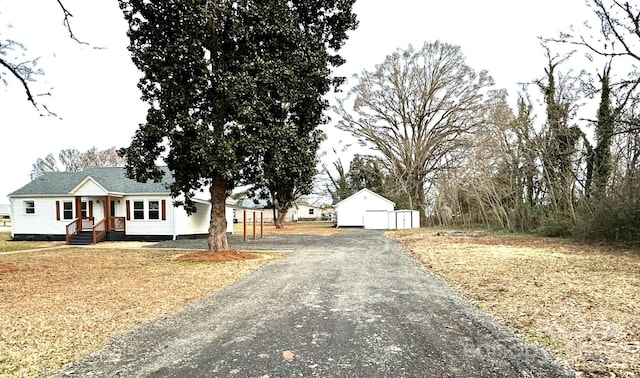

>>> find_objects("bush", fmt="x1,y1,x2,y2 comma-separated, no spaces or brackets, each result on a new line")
535,210,576,238
580,198,640,244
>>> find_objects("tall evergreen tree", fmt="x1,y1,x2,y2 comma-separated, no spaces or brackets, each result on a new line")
242,0,357,229
346,154,386,195
118,0,356,250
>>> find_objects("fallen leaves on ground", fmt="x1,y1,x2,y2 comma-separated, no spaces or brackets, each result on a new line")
387,228,640,377
176,249,261,262
0,261,16,274
0,247,280,377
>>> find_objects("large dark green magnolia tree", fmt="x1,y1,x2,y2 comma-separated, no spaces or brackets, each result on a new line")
118,0,356,251
248,123,324,228
242,0,356,229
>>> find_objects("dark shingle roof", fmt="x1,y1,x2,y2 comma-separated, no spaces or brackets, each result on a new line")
9,167,173,197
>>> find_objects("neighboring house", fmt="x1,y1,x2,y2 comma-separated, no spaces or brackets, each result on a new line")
228,203,267,224
233,197,268,223
285,202,323,222
234,196,325,223
334,188,421,229
0,204,10,226
8,167,234,244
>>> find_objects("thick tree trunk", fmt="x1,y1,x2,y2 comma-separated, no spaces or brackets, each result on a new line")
274,207,287,229
207,174,229,252
417,182,427,228
273,206,282,228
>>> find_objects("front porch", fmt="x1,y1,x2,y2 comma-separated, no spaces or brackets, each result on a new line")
65,195,126,245
66,216,126,245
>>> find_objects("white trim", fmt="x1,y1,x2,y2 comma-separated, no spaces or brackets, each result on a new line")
69,176,109,195
335,188,395,208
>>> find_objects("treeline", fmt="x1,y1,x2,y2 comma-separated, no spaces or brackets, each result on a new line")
329,1,640,244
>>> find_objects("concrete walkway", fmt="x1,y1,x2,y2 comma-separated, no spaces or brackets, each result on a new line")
63,230,575,377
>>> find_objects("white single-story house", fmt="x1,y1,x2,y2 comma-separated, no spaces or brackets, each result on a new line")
233,196,327,223
285,202,323,222
7,167,233,244
0,204,10,226
334,188,421,229
229,204,266,224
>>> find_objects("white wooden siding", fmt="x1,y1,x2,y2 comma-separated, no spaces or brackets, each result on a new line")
10,195,235,238
73,180,108,196
174,201,209,236
335,189,395,227
10,198,70,235
124,196,175,236
174,202,234,236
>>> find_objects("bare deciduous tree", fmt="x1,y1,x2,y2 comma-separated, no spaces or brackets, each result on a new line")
336,41,494,223
0,0,83,113
549,0,640,131
30,146,126,179
30,153,59,179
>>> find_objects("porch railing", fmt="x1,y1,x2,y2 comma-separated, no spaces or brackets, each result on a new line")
65,218,81,243
66,217,125,244
92,218,107,244
82,217,94,230
109,217,126,232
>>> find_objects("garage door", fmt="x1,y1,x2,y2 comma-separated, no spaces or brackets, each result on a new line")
364,210,389,229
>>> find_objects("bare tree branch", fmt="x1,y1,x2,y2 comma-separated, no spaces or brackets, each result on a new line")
0,56,37,108
55,0,88,45
0,0,88,113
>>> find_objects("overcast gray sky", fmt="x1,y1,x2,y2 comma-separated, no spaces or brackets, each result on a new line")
1,0,592,204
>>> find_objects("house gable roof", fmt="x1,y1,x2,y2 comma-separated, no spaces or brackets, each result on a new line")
69,176,110,196
8,167,173,197
335,188,395,208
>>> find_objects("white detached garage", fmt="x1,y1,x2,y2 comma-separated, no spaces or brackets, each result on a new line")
335,188,395,228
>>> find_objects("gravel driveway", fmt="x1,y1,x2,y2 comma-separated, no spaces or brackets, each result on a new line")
63,229,575,377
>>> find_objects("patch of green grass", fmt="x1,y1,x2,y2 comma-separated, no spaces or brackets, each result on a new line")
524,331,564,350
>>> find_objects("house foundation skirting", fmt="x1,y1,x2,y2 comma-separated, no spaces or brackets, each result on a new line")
12,234,66,242
11,232,228,243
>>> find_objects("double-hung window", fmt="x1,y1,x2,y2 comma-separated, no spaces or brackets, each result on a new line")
24,201,35,214
63,202,73,219
148,201,160,220
133,201,145,220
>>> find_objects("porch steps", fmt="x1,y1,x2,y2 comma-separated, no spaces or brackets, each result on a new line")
69,231,94,245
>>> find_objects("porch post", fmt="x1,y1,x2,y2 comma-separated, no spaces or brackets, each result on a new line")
75,196,82,221
105,195,111,231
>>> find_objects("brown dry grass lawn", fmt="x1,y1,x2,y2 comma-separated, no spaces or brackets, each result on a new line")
387,228,640,377
0,233,281,377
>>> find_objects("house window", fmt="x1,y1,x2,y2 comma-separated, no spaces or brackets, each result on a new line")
81,201,87,217
63,201,73,219
24,201,35,214
133,201,144,219
148,201,160,220
308,208,314,215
